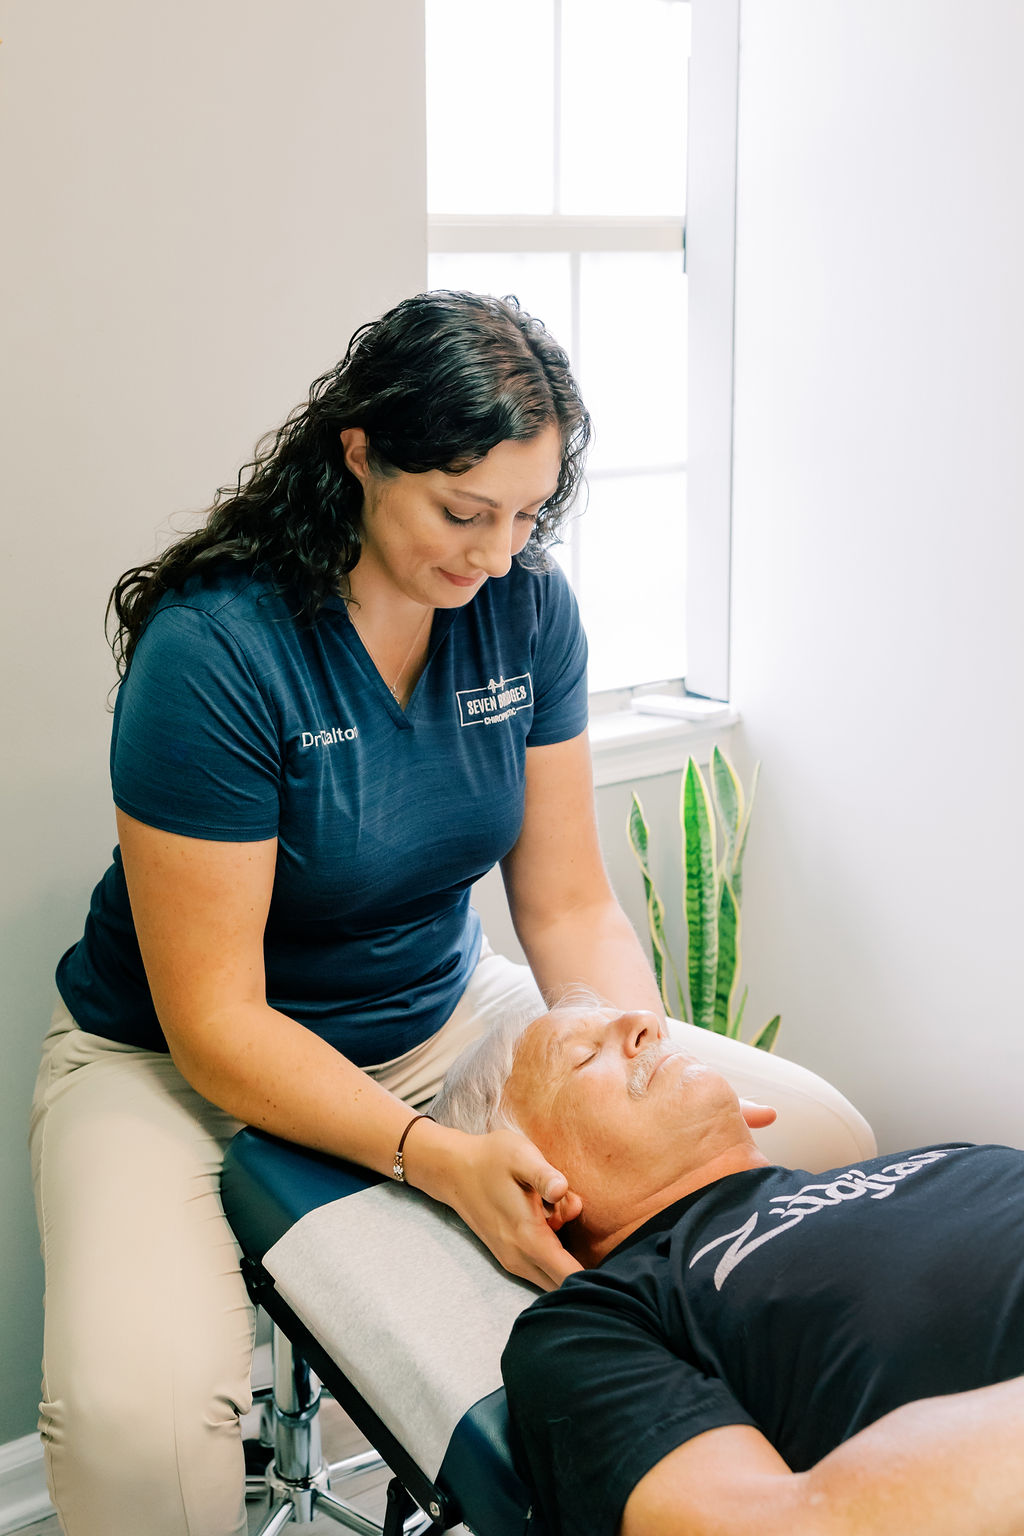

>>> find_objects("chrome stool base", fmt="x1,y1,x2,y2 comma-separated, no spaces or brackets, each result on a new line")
244,1324,413,1534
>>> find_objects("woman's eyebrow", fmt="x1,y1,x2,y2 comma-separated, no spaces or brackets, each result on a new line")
447,485,559,511
448,488,501,508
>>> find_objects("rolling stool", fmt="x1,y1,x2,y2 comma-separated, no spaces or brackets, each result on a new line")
241,1319,427,1536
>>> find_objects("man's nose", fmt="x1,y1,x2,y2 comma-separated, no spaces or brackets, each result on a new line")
617,1011,661,1056
467,520,514,578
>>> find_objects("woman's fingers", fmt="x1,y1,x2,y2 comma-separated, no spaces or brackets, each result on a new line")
451,1128,584,1289
509,1135,579,1204
506,1195,583,1288
528,1231,583,1289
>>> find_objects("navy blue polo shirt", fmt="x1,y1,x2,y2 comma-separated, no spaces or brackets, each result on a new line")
56,562,588,1062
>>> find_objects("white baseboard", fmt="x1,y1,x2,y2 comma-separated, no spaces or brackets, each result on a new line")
0,1435,53,1535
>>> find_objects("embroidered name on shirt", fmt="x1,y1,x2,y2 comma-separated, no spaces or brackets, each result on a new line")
688,1148,953,1291
300,726,359,748
456,673,534,727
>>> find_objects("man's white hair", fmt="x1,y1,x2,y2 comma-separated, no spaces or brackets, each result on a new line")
430,1004,539,1134
430,986,606,1135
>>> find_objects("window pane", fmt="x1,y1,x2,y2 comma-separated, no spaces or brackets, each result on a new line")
426,0,554,215
560,0,690,216
571,472,687,691
427,252,573,351
578,252,687,473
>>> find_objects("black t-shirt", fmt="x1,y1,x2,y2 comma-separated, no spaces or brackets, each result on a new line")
502,1144,1024,1536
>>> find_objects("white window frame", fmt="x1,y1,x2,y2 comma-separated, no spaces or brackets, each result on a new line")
426,0,740,775
685,0,739,704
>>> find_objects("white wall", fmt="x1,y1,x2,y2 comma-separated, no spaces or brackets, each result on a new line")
0,0,426,1445
475,765,692,979
730,0,1024,1153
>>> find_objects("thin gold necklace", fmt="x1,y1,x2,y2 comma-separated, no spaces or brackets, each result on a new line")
385,608,432,704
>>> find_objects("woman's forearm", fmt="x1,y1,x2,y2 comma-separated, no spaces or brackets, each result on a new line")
169,997,449,1176
514,896,665,1019
170,998,582,1289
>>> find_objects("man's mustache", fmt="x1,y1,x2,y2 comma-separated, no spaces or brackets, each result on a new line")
628,1041,681,1098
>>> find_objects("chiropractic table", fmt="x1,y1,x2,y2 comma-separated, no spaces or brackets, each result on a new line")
221,1024,876,1535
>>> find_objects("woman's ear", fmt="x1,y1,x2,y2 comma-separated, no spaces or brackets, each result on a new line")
340,426,370,483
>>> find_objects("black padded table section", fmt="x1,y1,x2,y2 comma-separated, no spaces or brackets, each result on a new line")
221,1127,543,1536
222,1128,384,1259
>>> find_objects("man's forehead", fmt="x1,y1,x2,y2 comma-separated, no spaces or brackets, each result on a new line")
520,1007,615,1070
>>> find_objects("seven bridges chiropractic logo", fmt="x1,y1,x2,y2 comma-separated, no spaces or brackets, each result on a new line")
456,674,534,728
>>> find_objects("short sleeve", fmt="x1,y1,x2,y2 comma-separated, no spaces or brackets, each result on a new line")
111,603,282,840
502,1278,756,1536
526,567,589,747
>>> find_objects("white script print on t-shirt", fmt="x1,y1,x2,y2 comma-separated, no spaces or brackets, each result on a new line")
688,1149,952,1291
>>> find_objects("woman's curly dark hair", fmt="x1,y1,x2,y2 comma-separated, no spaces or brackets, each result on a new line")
107,290,591,676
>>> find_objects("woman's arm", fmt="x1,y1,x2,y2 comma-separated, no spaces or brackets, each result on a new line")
117,809,582,1289
622,1378,1024,1536
500,731,664,1017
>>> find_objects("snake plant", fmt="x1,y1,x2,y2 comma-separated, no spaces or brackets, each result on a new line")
627,747,780,1051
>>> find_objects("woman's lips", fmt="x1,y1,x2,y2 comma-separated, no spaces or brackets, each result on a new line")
440,569,482,588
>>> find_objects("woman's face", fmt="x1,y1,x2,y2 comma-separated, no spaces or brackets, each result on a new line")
342,424,563,609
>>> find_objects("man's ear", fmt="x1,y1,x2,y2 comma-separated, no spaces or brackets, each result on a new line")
544,1189,584,1233
340,426,370,483
739,1098,777,1129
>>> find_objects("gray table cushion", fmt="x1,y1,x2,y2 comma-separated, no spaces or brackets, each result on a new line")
263,1181,539,1481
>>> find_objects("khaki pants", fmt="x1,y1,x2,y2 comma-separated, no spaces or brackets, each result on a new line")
29,943,543,1536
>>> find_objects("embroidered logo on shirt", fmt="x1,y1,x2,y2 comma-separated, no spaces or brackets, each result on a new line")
456,673,534,727
300,726,359,748
688,1149,953,1291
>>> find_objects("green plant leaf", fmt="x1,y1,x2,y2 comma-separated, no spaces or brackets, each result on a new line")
751,1013,781,1053
713,877,741,1035
627,759,779,1049
627,794,686,1018
732,759,761,906
732,984,749,1040
681,758,718,1031
711,746,743,885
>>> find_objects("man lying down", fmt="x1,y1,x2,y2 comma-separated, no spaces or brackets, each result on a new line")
430,996,1024,1536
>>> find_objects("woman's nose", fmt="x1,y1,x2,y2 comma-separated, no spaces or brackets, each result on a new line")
618,1011,661,1056
467,520,514,578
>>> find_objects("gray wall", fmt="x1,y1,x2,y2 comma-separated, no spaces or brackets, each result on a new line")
0,0,426,1446
730,0,1024,1153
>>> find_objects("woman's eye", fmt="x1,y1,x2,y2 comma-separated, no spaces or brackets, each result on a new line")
517,509,540,524
442,507,477,526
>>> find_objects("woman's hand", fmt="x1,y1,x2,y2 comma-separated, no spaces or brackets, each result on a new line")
410,1123,583,1290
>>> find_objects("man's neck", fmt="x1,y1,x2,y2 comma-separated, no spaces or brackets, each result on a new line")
568,1143,771,1268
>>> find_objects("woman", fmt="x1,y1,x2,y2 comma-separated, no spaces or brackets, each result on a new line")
30,290,664,1536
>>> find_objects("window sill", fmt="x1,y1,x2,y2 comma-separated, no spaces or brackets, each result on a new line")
588,706,740,788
